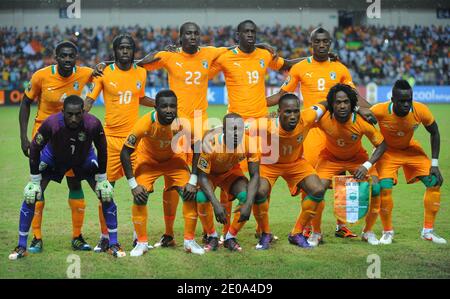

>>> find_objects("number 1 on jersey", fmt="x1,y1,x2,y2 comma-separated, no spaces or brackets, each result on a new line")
246,71,259,84
119,90,132,104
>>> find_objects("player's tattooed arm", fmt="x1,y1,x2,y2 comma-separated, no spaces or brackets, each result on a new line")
198,170,227,224
84,97,95,112
354,140,387,180
238,161,260,222
120,142,148,204
139,96,155,107
19,94,34,157
266,89,287,107
425,121,443,186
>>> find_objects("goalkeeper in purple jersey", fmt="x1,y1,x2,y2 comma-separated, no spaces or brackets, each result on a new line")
9,95,126,260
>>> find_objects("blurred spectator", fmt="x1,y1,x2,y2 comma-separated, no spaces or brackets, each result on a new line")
0,24,448,89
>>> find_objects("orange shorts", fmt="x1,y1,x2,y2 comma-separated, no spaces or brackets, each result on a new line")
302,127,326,168
208,166,245,195
135,154,190,193
33,120,76,177
106,135,136,182
261,158,317,196
316,148,377,180
376,144,430,184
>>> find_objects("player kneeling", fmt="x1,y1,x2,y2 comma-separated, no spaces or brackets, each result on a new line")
197,113,265,252
10,95,124,260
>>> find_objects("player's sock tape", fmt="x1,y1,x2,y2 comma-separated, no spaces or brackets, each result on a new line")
371,183,381,197
195,191,209,203
236,191,247,205
420,175,438,188
380,178,394,189
304,194,324,203
69,189,85,199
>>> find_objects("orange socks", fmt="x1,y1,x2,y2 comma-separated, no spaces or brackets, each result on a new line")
220,190,233,236
363,194,380,233
163,189,179,237
228,209,246,236
253,200,270,234
197,202,216,235
98,202,108,236
132,204,148,242
32,201,45,239
380,188,394,231
311,200,325,234
423,187,440,229
292,197,319,235
183,200,198,240
68,200,86,238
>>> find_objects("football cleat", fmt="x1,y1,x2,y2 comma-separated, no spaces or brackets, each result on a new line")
204,236,219,252
421,231,447,244
255,232,272,250
130,242,149,257
302,226,312,239
307,232,323,247
335,225,357,238
184,240,205,255
154,234,176,248
72,234,92,251
9,246,28,260
255,231,279,243
223,238,242,252
94,237,110,253
379,231,394,245
288,233,312,249
361,231,380,245
28,236,43,253
108,243,126,258
202,233,208,244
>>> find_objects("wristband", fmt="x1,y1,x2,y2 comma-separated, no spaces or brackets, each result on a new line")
362,161,372,170
431,159,439,167
30,174,42,183
188,174,198,186
95,173,107,182
128,177,138,189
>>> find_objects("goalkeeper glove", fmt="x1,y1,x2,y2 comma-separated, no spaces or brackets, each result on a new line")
95,173,114,202
24,174,42,204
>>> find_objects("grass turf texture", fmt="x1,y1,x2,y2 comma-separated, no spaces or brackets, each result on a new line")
0,104,449,279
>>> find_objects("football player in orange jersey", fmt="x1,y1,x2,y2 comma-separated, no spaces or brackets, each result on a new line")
197,113,264,252
84,34,155,253
266,27,376,239
256,94,327,249
19,41,97,253
371,80,445,245
311,84,386,246
120,90,201,256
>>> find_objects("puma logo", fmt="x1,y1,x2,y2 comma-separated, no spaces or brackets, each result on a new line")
175,62,183,68
305,72,313,78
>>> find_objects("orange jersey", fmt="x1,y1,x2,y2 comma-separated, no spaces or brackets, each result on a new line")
25,65,93,123
318,112,384,160
87,63,146,137
143,47,227,119
210,47,284,118
371,101,435,150
198,133,260,175
266,104,325,164
124,110,187,163
281,57,355,108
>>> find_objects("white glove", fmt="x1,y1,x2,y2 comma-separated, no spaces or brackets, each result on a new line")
95,173,114,202
24,174,42,204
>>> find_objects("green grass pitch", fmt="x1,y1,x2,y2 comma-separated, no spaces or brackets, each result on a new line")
0,104,449,278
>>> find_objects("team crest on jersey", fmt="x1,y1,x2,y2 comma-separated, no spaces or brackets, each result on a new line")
136,81,142,90
351,134,358,141
259,59,265,68
297,135,304,143
78,131,87,142
35,133,44,145
199,157,209,170
202,60,208,69
330,72,337,80
73,81,79,91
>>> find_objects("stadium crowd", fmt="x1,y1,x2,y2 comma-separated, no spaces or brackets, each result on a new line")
0,24,448,89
